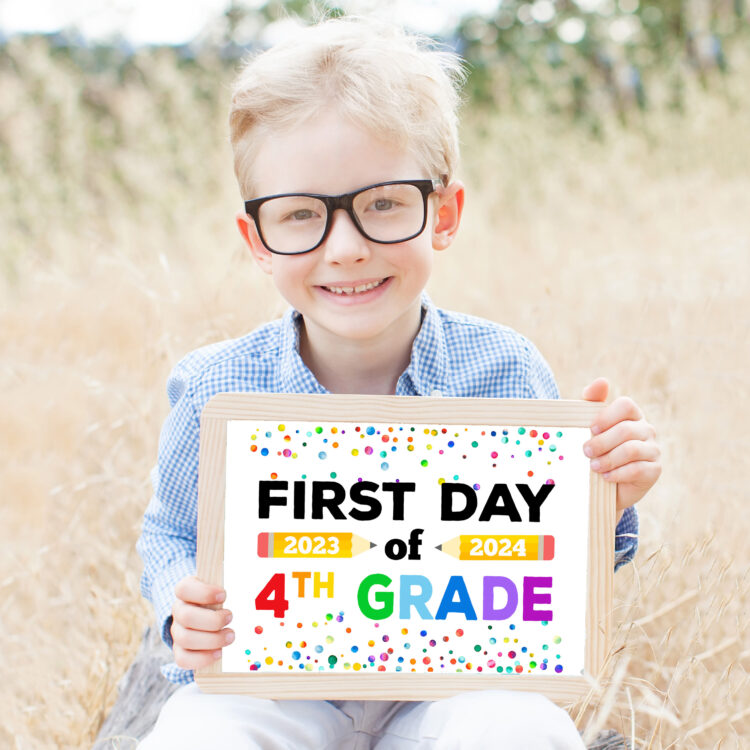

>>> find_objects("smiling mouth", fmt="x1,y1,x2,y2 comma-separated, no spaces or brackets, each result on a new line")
319,278,389,296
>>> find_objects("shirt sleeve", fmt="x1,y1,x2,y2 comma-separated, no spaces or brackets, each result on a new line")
614,505,639,570
136,362,201,682
523,339,560,399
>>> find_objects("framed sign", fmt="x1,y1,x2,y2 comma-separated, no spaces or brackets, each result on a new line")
196,393,614,703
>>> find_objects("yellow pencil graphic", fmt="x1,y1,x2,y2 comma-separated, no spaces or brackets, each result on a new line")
257,532,376,558
436,534,555,561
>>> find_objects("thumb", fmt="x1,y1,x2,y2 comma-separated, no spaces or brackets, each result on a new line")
582,377,609,403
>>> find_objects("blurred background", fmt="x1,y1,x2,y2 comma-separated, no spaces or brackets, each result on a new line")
1,1,748,748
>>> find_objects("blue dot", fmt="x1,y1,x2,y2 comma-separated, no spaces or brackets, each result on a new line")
351,646,359,653
319,451,327,459
555,664,563,673
265,431,272,438
381,462,389,470
448,441,454,447
315,645,323,653
366,426,376,435
292,651,300,660
260,448,269,456
420,630,427,637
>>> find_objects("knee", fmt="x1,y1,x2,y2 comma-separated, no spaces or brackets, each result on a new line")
424,691,584,749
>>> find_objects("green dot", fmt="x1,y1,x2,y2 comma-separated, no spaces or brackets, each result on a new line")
326,613,333,621
471,441,478,448
518,427,526,435
501,436,508,443
328,655,337,666
529,661,537,668
549,445,557,452
553,636,561,644
301,474,307,479
421,459,429,467
525,450,532,457
315,426,323,434
245,649,251,655
473,644,481,652
556,431,563,438
330,472,337,479
453,475,459,480
542,644,549,650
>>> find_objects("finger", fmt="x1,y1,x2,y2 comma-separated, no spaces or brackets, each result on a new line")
590,396,644,436
173,644,223,671
584,420,654,459
589,439,661,474
173,601,232,632
171,622,235,651
174,576,227,606
582,377,609,403
601,459,662,486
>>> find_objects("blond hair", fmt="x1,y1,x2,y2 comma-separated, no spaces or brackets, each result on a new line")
229,15,467,199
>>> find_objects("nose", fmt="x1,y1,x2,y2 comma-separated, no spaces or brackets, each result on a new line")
321,208,371,265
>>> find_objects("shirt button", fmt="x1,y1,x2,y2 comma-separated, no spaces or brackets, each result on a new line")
430,389,443,397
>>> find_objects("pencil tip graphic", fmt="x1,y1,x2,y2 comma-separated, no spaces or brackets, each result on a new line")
435,544,443,551
370,542,376,548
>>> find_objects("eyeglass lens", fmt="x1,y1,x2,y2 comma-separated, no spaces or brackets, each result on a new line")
257,183,426,254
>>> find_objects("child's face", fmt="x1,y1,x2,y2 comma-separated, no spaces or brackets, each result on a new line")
237,111,463,352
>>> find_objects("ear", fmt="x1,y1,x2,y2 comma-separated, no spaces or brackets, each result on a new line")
236,210,273,275
431,180,465,251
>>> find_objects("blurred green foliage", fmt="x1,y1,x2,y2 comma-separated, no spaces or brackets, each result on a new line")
222,0,749,129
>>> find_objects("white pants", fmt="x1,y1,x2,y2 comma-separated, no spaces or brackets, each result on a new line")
138,684,586,749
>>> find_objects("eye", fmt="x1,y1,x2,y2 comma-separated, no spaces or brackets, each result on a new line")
285,209,317,221
372,198,397,211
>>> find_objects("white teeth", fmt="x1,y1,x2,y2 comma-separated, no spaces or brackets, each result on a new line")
324,279,386,295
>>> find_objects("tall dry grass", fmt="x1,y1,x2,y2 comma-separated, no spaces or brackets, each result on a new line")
1,37,748,749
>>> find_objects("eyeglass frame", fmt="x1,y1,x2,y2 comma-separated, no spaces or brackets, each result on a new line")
243,178,444,256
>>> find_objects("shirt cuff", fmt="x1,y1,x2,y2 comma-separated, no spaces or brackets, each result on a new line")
150,556,197,649
614,505,639,571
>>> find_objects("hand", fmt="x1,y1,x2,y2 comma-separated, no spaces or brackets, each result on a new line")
582,378,661,517
170,576,234,670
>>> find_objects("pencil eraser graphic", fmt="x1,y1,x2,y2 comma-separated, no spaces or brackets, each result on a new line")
257,532,272,558
543,535,555,560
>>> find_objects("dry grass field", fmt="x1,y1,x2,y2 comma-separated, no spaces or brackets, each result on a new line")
1,37,748,749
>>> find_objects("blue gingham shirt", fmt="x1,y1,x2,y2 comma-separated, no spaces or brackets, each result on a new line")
138,294,638,684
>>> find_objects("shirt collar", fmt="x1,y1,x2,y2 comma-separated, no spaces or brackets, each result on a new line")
396,292,449,396
278,308,328,394
277,292,448,396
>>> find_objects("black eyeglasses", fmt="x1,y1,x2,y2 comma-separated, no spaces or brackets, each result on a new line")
244,178,442,255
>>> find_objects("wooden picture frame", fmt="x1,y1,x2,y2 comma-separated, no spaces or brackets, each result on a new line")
196,393,614,704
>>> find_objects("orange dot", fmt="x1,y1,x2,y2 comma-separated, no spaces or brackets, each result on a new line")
270,472,278,479
528,470,534,477
332,442,339,448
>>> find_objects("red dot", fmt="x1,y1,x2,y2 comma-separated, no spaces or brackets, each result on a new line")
530,430,538,437
491,451,498,458
515,665,524,673
456,629,464,637
382,435,389,442
528,470,534,477
423,657,431,665
254,626,263,634
378,665,386,671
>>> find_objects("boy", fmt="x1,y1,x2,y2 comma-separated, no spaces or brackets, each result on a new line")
137,16,661,749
